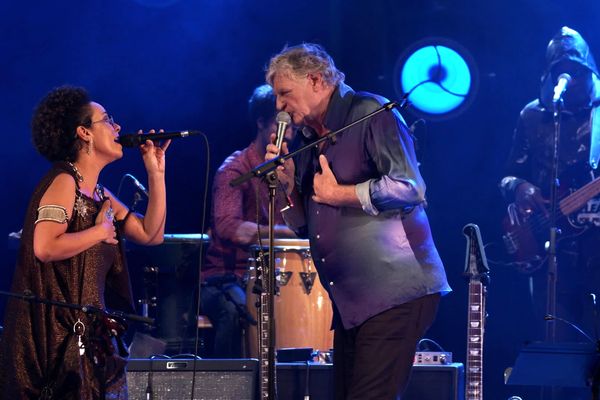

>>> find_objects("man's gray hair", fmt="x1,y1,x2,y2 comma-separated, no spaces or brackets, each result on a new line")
266,43,345,87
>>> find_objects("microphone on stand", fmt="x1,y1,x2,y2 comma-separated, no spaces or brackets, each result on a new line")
552,73,572,104
124,174,149,197
116,130,202,148
122,173,148,212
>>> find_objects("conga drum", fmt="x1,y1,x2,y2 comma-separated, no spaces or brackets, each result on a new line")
245,239,333,357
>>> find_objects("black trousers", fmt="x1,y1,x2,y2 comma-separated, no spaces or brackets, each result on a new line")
333,293,440,400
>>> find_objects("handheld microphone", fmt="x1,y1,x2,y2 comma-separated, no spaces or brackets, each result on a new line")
124,174,149,197
116,130,202,148
274,111,291,155
552,73,572,104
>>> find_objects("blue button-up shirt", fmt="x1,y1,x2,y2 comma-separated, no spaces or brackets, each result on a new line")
292,83,451,329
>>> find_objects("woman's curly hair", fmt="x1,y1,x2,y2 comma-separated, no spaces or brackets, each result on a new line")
31,86,93,162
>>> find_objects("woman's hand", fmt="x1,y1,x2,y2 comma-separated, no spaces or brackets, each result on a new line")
95,200,118,244
139,129,171,176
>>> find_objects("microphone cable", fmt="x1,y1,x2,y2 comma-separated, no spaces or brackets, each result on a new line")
189,131,211,400
543,314,595,344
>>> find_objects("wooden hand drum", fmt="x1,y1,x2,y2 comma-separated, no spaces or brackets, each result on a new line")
245,239,333,357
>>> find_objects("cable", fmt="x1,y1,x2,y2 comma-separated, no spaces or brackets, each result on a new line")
116,173,128,198
188,132,211,400
543,314,595,344
417,338,446,352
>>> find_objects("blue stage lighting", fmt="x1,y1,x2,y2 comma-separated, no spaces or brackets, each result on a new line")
395,39,478,120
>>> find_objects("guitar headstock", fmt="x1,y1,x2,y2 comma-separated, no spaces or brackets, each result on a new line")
463,223,490,284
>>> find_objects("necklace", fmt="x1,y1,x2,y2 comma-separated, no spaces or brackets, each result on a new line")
67,161,103,218
67,161,84,183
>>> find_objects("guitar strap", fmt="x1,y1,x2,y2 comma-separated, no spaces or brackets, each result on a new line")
588,104,600,170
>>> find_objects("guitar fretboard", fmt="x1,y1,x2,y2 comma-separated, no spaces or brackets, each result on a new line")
259,292,276,399
257,251,277,400
466,280,485,400
560,177,600,215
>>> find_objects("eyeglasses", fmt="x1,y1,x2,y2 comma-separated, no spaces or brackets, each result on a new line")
90,115,117,128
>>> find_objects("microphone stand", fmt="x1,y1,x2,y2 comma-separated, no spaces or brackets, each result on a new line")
0,289,155,326
541,98,563,400
230,99,407,400
546,99,563,345
131,191,143,213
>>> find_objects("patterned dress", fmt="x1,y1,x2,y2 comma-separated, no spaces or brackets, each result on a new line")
0,162,134,399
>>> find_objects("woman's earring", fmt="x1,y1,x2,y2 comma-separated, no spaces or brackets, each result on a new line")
86,139,93,155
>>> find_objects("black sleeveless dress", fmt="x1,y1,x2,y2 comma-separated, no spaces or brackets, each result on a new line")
0,162,134,399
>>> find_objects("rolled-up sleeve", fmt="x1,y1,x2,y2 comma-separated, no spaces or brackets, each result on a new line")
359,109,426,214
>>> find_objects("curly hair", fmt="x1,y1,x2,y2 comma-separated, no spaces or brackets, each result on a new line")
266,43,345,87
31,86,93,162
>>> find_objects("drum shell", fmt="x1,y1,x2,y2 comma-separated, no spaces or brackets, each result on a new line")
245,239,333,357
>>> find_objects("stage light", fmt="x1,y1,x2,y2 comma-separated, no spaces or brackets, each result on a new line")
394,38,478,120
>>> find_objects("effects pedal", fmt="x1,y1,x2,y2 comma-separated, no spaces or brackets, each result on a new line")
413,351,452,365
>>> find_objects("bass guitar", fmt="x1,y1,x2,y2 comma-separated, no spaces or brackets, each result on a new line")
502,177,600,272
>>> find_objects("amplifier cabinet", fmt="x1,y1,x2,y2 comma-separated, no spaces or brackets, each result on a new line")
405,363,465,400
275,362,464,400
277,363,334,400
126,358,258,400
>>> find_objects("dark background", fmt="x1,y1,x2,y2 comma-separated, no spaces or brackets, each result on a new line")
2,1,599,398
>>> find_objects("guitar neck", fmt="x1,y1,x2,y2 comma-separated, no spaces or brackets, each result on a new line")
466,280,485,400
560,177,600,215
257,252,277,400
258,293,276,399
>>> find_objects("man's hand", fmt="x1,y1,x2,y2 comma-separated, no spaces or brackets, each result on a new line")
515,182,548,217
265,133,295,195
312,154,339,205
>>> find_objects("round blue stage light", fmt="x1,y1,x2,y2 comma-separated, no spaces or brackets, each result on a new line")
395,39,478,120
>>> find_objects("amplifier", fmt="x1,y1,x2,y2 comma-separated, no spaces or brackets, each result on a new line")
414,351,453,365
277,363,334,400
126,358,258,400
275,362,464,400
405,363,465,400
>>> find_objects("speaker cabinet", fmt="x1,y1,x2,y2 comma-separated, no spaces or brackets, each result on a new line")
277,363,334,400
405,363,465,400
126,358,258,400
275,362,464,400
